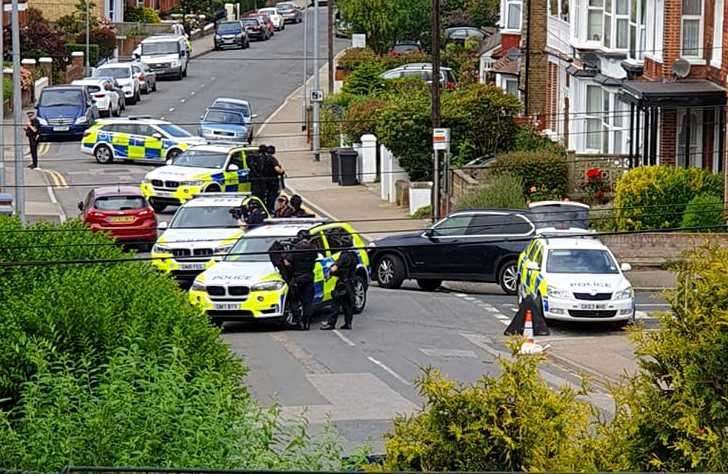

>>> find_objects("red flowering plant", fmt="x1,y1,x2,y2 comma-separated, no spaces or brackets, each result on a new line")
581,167,611,204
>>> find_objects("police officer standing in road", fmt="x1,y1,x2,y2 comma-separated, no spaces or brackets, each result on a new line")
283,229,317,330
262,145,285,213
320,249,358,330
24,111,41,169
248,147,267,204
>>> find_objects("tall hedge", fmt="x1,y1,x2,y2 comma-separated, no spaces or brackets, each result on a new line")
613,166,724,230
0,217,344,469
490,151,569,198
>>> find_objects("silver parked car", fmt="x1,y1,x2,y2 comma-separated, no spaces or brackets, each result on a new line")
133,62,157,94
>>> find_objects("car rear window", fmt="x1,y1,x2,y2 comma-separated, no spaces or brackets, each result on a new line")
392,44,420,54
95,67,130,80
94,195,146,211
218,22,242,34
87,85,101,93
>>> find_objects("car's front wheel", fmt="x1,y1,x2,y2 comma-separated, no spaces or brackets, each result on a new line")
166,148,182,161
375,254,405,289
205,183,221,193
94,144,113,164
498,260,518,295
353,274,368,314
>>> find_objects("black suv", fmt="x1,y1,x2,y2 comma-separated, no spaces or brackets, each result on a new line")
368,203,596,294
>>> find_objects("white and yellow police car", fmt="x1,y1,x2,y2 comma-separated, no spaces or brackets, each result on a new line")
141,143,253,212
517,233,635,325
188,220,370,327
81,117,205,165
151,193,268,279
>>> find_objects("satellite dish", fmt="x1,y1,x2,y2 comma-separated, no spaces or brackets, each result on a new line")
672,58,691,78
505,47,521,60
581,52,600,70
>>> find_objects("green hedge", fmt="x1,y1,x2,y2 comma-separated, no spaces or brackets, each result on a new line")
613,166,724,230
490,151,569,199
680,193,726,231
456,173,527,210
65,44,99,67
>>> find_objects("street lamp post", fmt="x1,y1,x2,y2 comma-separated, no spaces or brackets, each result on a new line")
301,4,308,132
86,0,90,73
11,0,24,222
312,0,320,161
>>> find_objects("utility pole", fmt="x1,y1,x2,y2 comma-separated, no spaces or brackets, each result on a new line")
523,0,531,114
12,0,23,222
312,0,320,161
431,0,441,222
301,3,308,131
327,0,334,94
0,9,5,191
86,0,91,73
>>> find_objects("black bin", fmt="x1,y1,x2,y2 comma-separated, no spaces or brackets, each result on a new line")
337,148,359,186
330,148,341,183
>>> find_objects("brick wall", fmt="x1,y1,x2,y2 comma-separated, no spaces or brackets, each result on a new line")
602,233,728,265
29,0,102,22
661,0,681,78
660,109,677,165
520,0,548,120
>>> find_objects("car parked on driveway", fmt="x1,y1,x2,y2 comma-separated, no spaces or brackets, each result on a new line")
388,41,423,56
381,63,457,88
214,20,250,49
94,63,142,104
445,26,487,44
71,78,120,117
132,62,157,94
35,85,99,140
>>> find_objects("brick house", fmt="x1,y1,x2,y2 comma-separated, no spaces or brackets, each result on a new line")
27,0,124,22
489,0,728,173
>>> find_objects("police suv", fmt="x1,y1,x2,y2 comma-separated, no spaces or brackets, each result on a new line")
517,233,635,325
189,220,370,327
81,117,205,165
151,193,268,280
141,143,253,213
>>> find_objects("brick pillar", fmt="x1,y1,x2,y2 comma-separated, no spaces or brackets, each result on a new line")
71,51,84,69
660,109,677,165
662,0,681,77
520,0,548,123
21,58,36,74
38,57,52,85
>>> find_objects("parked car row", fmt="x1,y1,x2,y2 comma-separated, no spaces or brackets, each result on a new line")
214,2,304,49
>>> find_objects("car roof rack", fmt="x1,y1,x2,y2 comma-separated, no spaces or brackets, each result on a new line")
264,218,329,225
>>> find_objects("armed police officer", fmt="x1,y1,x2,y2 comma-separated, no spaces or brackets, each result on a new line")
279,229,317,330
320,230,358,330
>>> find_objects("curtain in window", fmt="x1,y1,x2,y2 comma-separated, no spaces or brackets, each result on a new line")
682,19,700,56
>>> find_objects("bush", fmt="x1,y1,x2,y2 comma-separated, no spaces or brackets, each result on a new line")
65,44,100,66
337,47,380,72
680,193,725,231
613,166,724,230
381,353,596,471
342,59,387,96
511,124,566,155
124,5,161,23
490,151,569,198
342,97,386,143
597,245,728,471
456,173,527,210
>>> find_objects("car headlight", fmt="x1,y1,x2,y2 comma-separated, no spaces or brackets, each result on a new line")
614,287,634,300
215,34,221,39
252,280,285,291
191,280,206,292
547,285,569,298
122,85,132,91
181,180,204,187
152,244,171,254
75,116,88,125
171,60,181,67
37,117,48,125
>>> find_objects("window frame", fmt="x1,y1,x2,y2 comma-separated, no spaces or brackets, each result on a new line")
504,0,523,31
712,0,724,67
680,0,703,58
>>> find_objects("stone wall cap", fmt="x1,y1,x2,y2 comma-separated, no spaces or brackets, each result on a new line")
38,57,53,63
21,58,37,65
71,51,85,57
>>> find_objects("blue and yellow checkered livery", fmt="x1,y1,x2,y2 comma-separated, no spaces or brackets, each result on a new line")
81,121,192,162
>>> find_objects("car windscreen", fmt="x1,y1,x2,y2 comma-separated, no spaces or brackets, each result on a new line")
157,124,192,138
142,42,179,55
242,19,259,26
171,206,239,229
95,67,130,80
277,4,295,11
546,249,619,274
39,90,83,107
94,195,146,211
211,100,251,116
203,110,245,124
217,22,242,34
172,150,227,169
529,206,590,229
225,236,279,262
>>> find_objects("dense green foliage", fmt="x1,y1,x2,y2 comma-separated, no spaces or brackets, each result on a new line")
341,60,387,96
680,193,726,231
456,173,527,210
382,354,596,471
124,5,162,23
490,151,569,199
342,97,387,142
613,166,724,230
0,218,344,469
65,44,100,67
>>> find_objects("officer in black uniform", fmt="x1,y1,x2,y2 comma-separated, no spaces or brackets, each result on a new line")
248,147,267,204
262,145,285,213
283,229,318,330
320,249,358,330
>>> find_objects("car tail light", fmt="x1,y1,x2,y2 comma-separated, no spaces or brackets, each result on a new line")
138,208,154,218
87,210,106,220
94,93,105,98
139,74,145,80
446,81,456,89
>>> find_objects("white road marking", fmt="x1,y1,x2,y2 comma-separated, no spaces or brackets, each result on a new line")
367,356,411,386
637,303,670,308
168,107,175,112
180,98,186,103
420,348,478,358
332,329,355,346
635,311,654,320
190,91,196,96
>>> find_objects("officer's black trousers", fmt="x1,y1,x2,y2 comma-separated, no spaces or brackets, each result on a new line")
293,280,314,329
327,285,354,328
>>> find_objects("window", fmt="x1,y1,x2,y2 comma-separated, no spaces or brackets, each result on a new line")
588,0,604,40
713,0,724,67
466,214,532,235
229,152,245,169
504,77,519,97
681,0,702,57
433,215,473,236
586,85,602,150
677,109,703,167
583,85,628,153
549,0,570,20
506,0,522,30
598,0,643,54
645,0,664,59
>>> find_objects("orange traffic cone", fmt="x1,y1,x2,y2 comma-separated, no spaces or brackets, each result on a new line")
519,308,548,355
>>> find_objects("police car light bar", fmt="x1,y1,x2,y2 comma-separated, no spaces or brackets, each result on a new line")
205,140,250,146
195,192,252,198
264,218,329,225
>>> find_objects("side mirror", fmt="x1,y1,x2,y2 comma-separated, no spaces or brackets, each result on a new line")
228,164,240,171
423,228,434,239
152,132,163,139
157,221,168,230
77,201,84,211
620,262,632,272
526,261,540,271
200,114,204,120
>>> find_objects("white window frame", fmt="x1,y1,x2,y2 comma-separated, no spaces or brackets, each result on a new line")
680,0,703,59
504,77,520,98
645,0,664,60
503,0,523,31
587,0,604,42
581,83,629,154
676,108,704,168
712,0,724,67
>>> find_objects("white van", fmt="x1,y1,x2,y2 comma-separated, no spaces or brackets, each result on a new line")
136,35,190,80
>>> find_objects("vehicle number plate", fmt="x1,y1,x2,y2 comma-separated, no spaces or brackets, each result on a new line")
214,303,240,311
180,262,206,271
53,126,70,132
154,190,172,197
579,303,607,310
109,216,134,223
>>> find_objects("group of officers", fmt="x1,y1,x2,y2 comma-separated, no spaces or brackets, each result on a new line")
232,145,358,331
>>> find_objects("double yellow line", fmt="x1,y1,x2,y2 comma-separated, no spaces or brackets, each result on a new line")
37,143,70,190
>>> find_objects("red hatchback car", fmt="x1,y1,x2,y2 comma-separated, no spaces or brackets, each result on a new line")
79,186,157,249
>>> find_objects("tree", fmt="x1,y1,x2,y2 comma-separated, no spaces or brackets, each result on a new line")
56,0,99,36
14,8,66,78
465,0,500,27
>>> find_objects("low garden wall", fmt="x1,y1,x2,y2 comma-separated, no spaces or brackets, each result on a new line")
602,232,728,266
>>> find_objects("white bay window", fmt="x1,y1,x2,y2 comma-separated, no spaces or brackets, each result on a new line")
503,0,523,30
712,0,723,67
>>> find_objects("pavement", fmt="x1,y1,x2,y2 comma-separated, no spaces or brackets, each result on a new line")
0,8,677,454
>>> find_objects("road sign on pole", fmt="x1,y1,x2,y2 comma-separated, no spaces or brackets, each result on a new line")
433,128,450,152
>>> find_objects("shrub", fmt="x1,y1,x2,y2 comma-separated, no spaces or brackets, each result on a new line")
381,352,597,471
337,47,380,72
613,166,724,230
511,124,566,155
124,5,161,23
597,245,728,471
379,51,431,69
680,193,725,231
342,97,386,142
456,173,527,210
65,44,100,66
490,151,569,198
342,59,387,96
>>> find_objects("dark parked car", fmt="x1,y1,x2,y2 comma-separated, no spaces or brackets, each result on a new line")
215,20,250,50
388,41,423,56
35,85,99,140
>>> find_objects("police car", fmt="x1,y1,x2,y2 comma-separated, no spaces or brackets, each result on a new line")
141,143,253,213
81,117,205,165
517,233,635,325
151,193,268,279
188,220,370,327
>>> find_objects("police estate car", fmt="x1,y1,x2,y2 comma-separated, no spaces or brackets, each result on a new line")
151,193,268,279
81,117,205,165
141,144,253,212
188,220,370,327
517,234,635,325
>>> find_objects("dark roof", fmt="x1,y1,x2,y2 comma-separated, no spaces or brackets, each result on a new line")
479,31,502,55
92,186,145,197
621,79,727,107
491,55,519,75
